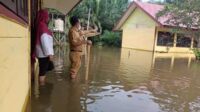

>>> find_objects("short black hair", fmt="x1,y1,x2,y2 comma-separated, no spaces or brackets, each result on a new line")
70,16,79,26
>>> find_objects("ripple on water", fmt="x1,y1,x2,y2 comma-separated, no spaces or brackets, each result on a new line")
32,47,200,112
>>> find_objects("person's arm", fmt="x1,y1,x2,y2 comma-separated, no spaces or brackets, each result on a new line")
41,34,54,57
70,30,87,46
85,32,101,38
81,29,97,35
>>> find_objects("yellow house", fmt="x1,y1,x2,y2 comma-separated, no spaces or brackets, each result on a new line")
113,1,199,53
0,0,81,111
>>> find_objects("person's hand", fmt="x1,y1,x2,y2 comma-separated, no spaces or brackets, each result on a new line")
90,29,97,33
87,40,92,45
90,26,98,33
49,55,54,61
95,32,101,36
79,30,85,36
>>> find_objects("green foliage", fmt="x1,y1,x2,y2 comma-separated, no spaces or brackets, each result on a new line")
100,30,122,47
68,0,129,47
48,8,63,15
157,0,200,29
98,0,129,30
48,19,54,30
193,49,200,60
69,0,129,31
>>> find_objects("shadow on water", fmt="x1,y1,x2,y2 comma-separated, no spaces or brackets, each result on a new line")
32,46,200,112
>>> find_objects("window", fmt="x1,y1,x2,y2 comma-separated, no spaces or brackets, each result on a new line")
176,34,191,48
31,0,38,27
0,0,17,12
157,32,174,47
18,0,28,20
193,39,198,48
0,0,28,21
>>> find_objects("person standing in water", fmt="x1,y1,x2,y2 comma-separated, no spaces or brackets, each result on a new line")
35,9,54,84
68,16,97,79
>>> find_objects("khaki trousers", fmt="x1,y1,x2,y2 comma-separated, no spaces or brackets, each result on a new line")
69,52,82,75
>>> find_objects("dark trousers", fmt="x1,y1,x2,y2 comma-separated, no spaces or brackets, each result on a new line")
38,57,50,76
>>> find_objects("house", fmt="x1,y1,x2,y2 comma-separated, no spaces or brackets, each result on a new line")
113,1,199,53
0,0,82,111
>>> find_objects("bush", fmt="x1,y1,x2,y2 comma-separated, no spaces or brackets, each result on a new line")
100,30,122,47
193,49,200,60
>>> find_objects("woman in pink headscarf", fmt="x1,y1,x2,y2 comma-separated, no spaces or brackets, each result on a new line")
35,9,54,84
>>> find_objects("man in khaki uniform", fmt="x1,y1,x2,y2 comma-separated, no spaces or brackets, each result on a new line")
68,16,96,79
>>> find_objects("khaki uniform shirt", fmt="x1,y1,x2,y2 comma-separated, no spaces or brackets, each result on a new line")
68,27,84,52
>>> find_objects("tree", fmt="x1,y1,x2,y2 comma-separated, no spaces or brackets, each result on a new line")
157,0,200,29
69,0,129,31
67,0,129,47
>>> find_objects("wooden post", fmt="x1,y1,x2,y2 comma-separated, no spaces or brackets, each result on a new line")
154,27,158,52
59,31,61,46
170,56,175,71
85,8,91,65
39,0,43,9
52,32,59,45
151,53,156,68
190,37,194,49
173,33,177,47
52,13,54,28
87,8,91,31
84,8,92,80
188,56,192,68
85,45,91,80
34,59,40,98
198,37,200,48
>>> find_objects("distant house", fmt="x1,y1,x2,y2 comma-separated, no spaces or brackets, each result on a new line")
113,1,199,53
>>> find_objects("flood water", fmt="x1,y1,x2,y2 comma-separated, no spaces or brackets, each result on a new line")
32,46,200,112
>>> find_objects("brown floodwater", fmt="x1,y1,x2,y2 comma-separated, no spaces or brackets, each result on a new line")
31,46,200,112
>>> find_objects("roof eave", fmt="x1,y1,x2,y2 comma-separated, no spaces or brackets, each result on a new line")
113,1,164,30
42,0,83,15
66,0,83,15
113,2,137,30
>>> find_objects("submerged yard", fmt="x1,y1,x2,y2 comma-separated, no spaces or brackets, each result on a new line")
32,46,200,112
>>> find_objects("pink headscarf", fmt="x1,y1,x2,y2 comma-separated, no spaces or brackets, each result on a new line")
35,9,52,45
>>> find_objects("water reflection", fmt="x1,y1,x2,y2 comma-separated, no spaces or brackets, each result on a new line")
32,46,200,112
32,82,53,112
